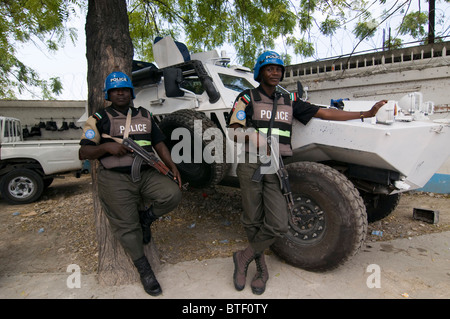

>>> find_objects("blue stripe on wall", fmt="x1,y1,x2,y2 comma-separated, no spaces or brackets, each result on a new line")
418,174,450,194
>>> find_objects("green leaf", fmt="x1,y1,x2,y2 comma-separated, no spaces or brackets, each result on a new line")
397,11,428,39
0,0,79,99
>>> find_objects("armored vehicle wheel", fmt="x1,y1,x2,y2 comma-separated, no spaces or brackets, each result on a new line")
360,192,401,223
271,162,367,272
158,109,228,188
0,168,45,204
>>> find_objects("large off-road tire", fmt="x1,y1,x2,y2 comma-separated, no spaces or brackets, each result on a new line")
271,162,367,272
158,109,228,188
360,192,401,223
0,168,45,204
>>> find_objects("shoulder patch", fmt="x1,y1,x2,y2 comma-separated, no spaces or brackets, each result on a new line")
236,110,246,120
81,116,101,144
241,94,251,105
85,129,96,139
228,98,248,126
93,112,103,120
290,92,298,101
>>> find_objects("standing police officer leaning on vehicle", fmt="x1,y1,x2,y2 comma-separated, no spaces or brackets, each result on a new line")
227,51,387,295
79,72,182,296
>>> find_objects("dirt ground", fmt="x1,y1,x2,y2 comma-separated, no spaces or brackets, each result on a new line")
0,173,448,276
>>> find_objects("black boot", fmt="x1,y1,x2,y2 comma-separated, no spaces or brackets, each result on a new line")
69,121,80,129
46,120,57,131
30,125,41,136
23,126,30,138
133,256,162,296
58,121,69,131
139,206,157,244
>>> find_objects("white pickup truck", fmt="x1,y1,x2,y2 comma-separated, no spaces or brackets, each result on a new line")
0,116,83,204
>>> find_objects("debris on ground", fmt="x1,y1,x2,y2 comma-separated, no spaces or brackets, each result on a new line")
0,175,448,275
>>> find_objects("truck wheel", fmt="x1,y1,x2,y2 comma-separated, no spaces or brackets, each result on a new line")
271,162,367,272
0,169,44,204
360,192,401,223
158,109,228,188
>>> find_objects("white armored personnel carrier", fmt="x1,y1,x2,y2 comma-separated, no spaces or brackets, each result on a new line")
131,36,450,271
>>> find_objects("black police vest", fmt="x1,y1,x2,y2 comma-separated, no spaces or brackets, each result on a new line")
250,89,294,156
100,107,153,169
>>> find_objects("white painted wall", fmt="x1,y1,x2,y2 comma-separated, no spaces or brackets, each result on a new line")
282,42,450,109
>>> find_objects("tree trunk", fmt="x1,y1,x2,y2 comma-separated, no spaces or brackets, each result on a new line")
85,0,159,286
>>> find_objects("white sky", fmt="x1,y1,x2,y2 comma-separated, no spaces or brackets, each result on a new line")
14,0,449,101
16,10,88,100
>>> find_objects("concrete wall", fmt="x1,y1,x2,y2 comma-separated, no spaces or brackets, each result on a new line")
281,42,450,110
0,100,86,140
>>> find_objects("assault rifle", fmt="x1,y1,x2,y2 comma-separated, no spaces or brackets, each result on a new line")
122,137,187,190
251,135,295,212
269,136,294,212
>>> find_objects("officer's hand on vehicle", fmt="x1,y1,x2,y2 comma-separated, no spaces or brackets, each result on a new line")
367,100,388,117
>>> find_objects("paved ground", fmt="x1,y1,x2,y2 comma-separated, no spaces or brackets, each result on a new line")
1,231,449,300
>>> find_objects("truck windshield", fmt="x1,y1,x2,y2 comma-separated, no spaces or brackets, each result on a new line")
219,73,255,92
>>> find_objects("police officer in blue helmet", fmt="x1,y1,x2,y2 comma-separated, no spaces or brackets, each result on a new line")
79,71,182,296
253,51,286,82
227,51,387,295
104,71,137,100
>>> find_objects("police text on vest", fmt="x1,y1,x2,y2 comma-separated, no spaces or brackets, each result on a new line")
260,110,289,120
119,124,147,134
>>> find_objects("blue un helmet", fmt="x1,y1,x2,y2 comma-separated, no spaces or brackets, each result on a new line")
253,51,285,82
104,71,136,100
